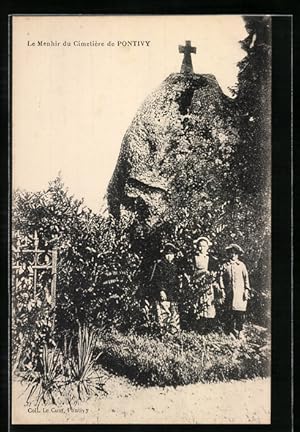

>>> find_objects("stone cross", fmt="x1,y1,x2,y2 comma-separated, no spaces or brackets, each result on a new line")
178,40,196,74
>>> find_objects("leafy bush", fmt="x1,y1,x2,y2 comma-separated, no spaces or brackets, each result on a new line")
97,325,270,387
12,176,143,352
11,266,56,372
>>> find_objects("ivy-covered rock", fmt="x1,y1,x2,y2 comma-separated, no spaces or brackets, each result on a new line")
107,73,238,226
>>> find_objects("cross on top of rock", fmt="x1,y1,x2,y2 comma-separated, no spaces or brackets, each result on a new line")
178,40,196,74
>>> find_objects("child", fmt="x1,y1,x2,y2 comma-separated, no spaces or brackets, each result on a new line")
192,237,222,334
220,243,251,339
150,243,181,334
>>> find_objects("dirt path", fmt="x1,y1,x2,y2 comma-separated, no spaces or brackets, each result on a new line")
12,371,270,424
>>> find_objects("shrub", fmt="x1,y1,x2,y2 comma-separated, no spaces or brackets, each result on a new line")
12,270,56,372
12,176,143,354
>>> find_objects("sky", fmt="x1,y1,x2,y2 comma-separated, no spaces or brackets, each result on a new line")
13,15,248,212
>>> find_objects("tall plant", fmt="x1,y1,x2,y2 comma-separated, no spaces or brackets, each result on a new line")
69,325,105,400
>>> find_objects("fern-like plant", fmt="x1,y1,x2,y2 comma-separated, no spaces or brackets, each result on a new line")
24,344,63,407
69,324,106,400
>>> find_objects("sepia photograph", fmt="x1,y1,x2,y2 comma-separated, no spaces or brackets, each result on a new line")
11,15,272,424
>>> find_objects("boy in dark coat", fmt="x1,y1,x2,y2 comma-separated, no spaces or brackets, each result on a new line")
150,243,181,334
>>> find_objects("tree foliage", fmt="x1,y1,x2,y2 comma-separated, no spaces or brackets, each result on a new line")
233,16,271,322
234,16,271,196
12,176,143,357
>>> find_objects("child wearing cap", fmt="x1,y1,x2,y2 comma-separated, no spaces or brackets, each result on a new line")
220,244,251,339
149,243,181,334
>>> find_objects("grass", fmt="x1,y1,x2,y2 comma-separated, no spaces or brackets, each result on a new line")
19,324,271,403
97,324,270,387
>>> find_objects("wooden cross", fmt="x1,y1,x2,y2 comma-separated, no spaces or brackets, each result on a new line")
178,40,196,74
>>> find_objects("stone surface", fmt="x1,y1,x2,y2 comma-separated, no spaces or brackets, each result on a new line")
107,73,237,225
